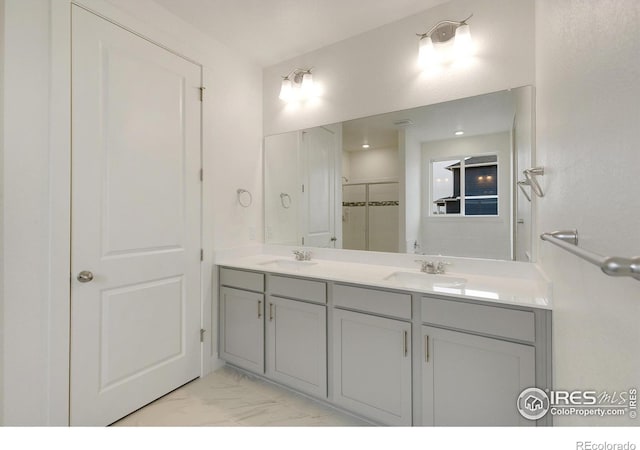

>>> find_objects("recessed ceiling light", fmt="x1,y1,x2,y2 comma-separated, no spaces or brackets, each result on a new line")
455,130,464,136
362,144,370,149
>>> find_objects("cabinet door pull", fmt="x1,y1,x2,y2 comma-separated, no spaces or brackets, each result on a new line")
258,300,262,319
269,303,274,321
425,335,430,362
403,330,408,357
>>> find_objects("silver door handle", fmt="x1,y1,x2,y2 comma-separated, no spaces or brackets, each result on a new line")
425,335,430,362
403,331,408,357
77,271,94,283
269,303,274,321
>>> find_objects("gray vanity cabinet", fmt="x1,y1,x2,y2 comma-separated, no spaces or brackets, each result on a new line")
266,295,327,398
219,286,265,374
218,266,551,427
333,308,412,426
420,295,539,426
421,326,535,426
219,268,328,399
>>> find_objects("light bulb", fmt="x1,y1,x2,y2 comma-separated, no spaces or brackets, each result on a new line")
418,35,437,67
454,23,473,57
279,78,294,102
300,72,314,99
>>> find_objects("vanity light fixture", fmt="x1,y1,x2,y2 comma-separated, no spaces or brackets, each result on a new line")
455,130,465,136
362,144,370,149
279,68,315,103
417,14,473,67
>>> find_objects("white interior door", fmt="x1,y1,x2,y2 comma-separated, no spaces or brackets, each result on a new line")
301,127,336,247
70,6,202,426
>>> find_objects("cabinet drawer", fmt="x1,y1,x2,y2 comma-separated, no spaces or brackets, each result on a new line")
220,267,264,292
421,297,535,342
269,275,326,304
334,284,411,320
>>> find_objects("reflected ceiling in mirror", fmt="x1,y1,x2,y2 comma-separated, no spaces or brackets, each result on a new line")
264,86,534,262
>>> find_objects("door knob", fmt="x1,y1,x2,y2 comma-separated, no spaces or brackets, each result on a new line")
77,271,94,283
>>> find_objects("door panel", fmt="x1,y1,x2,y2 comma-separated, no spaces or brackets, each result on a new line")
71,6,202,426
219,287,265,373
100,276,184,389
266,297,327,398
333,309,412,426
421,326,535,426
302,127,336,247
102,47,187,255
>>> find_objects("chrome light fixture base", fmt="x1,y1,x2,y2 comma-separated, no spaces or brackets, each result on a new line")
417,14,474,66
417,14,473,43
279,68,315,102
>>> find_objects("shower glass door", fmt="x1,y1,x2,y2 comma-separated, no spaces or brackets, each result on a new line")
368,183,399,253
342,184,367,250
342,182,399,252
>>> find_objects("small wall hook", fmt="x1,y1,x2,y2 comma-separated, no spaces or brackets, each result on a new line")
237,189,252,208
523,167,545,198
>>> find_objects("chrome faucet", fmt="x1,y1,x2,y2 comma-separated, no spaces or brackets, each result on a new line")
293,249,312,261
415,260,450,274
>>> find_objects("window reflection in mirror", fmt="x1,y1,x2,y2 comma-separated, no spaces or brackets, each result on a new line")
431,155,499,216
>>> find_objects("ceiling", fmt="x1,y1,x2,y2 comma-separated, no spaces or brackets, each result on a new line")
342,90,516,152
152,0,449,67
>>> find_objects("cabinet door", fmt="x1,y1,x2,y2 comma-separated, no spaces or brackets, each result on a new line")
421,325,535,426
333,309,412,425
219,287,264,373
266,297,327,398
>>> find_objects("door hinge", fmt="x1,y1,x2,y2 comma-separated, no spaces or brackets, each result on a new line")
199,86,205,101
199,168,203,182
200,328,205,343
200,249,204,261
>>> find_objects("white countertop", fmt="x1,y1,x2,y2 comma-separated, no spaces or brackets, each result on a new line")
216,252,552,310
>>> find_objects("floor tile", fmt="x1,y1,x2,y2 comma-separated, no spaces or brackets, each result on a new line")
112,366,369,427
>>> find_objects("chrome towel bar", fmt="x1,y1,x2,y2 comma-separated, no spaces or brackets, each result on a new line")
540,230,640,281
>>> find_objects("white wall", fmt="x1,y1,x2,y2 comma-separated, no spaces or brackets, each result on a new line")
2,0,56,425
1,0,262,425
421,132,512,259
536,0,640,425
263,0,535,135
0,0,5,428
345,147,399,183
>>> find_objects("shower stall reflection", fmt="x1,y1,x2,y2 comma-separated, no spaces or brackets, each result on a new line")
342,182,399,252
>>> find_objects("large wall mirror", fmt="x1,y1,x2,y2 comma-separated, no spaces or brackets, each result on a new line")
264,86,535,261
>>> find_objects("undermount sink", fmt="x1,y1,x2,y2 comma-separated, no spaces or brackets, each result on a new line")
384,271,467,289
258,259,318,270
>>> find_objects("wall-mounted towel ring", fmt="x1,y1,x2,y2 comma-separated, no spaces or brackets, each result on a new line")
517,180,532,202
280,192,292,209
237,189,252,208
523,167,545,197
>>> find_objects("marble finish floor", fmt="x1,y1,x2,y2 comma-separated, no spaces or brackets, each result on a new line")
112,365,369,426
